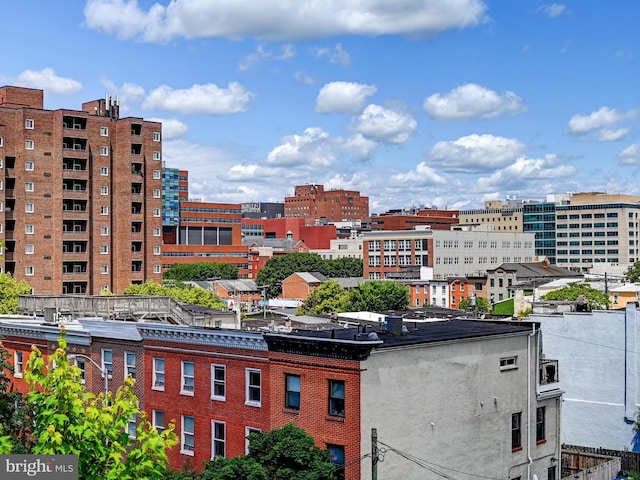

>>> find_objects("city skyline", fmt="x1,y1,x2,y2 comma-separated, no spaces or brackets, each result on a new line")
2,1,639,212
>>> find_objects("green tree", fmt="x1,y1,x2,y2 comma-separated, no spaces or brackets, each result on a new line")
23,333,178,479
199,423,335,480
256,253,326,298
0,273,32,314
324,257,363,278
298,281,349,315
624,261,640,283
458,296,492,313
163,263,238,282
0,341,32,453
124,280,225,309
346,281,410,312
540,281,609,310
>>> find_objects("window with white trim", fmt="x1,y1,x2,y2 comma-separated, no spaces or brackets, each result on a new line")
100,206,109,215
0,137,4,146
245,427,261,454
0,158,3,168
25,244,34,255
100,166,108,175
25,224,34,234
154,265,161,274
152,357,165,390
127,414,137,438
24,266,34,277
153,151,160,160
101,349,113,378
153,208,160,217
25,203,34,213
181,361,194,395
14,351,23,377
100,265,108,274
181,415,195,455
211,421,225,458
25,119,34,129
100,186,108,195
25,140,34,150
25,182,34,192
153,170,161,179
211,364,226,401
100,126,109,136
100,226,109,236
500,356,518,371
285,374,301,410
153,245,161,255
100,244,109,254
125,352,136,380
73,357,85,384
152,409,165,432
153,132,160,142
245,368,261,407
25,160,34,171
100,146,108,156
153,228,161,236
153,189,161,198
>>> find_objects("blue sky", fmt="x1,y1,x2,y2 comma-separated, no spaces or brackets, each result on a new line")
3,1,640,212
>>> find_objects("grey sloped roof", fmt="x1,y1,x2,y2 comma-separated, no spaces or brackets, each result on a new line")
489,262,583,279
287,272,328,283
329,277,365,289
77,319,143,341
216,279,259,293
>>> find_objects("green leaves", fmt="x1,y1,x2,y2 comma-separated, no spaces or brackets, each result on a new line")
540,281,609,310
0,272,32,314
124,280,225,309
164,263,239,282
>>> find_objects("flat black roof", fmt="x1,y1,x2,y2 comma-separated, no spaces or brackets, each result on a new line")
289,318,534,349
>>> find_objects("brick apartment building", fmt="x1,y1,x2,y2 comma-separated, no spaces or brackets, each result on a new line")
0,86,163,294
284,184,369,225
370,208,460,231
1,315,562,480
162,168,253,278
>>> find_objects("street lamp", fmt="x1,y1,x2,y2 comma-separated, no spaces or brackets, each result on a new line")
68,353,109,396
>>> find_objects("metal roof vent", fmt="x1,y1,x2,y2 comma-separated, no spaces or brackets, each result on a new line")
384,315,403,335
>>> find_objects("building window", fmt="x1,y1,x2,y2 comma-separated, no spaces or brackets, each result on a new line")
25,244,34,255
245,427,261,455
153,208,160,217
14,351,23,378
100,146,108,156
25,203,34,213
246,368,261,407
211,421,226,458
100,166,108,175
153,170,161,179
100,245,109,254
512,412,522,450
547,466,556,480
127,414,137,438
25,160,34,171
25,224,35,235
153,189,161,198
211,364,226,401
153,151,160,160
100,186,108,195
25,266,34,276
0,137,3,146
100,126,109,136
536,407,546,443
125,352,136,380
153,245,161,255
328,380,345,417
100,206,109,215
153,264,161,274
152,409,165,433
25,182,34,192
153,132,161,142
25,140,34,150
181,415,195,455
181,361,195,395
327,444,345,480
153,228,161,236
73,357,85,384
24,119,34,129
500,356,518,371
101,349,113,378
100,265,108,274
153,357,165,390
100,226,109,236
285,374,301,410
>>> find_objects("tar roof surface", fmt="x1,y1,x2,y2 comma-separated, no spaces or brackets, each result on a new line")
289,318,533,348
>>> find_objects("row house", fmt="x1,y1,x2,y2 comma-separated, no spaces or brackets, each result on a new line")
1,315,562,479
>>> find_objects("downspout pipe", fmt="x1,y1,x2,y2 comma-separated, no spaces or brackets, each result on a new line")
527,323,536,480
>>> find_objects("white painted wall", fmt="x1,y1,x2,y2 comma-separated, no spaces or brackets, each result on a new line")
531,303,640,451
359,330,561,480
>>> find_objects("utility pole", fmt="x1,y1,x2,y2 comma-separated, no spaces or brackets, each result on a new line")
605,272,609,310
371,428,378,480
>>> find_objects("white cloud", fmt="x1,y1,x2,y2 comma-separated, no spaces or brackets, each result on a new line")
311,43,351,65
16,68,82,95
566,106,637,141
423,83,526,121
351,104,417,144
428,134,526,172
238,44,296,71
337,134,378,162
475,155,576,192
142,82,254,115
391,162,449,185
537,4,567,18
316,82,377,114
84,0,489,42
618,143,640,165
266,128,336,168
293,71,317,86
146,117,188,139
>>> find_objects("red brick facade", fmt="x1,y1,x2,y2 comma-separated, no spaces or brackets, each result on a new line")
284,184,369,225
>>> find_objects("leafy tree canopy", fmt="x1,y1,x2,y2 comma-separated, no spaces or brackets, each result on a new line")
347,281,410,312
0,273,32,314
323,257,363,278
624,261,640,283
0,334,178,479
198,423,335,480
0,341,32,453
298,281,350,315
164,263,238,282
458,296,492,313
540,281,609,310
124,280,225,309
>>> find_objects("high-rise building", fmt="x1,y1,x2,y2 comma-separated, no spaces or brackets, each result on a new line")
0,86,163,294
284,184,369,225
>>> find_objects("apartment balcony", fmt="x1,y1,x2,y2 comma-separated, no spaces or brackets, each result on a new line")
538,359,559,394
